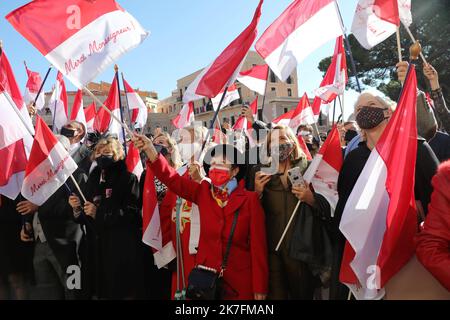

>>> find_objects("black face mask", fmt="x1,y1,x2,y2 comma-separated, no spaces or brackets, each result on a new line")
154,144,169,157
356,106,389,129
60,127,77,138
97,155,115,169
344,129,358,143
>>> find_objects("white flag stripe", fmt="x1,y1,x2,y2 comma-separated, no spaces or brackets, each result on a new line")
339,149,390,300
45,10,148,88
21,143,78,206
264,2,342,81
237,75,266,95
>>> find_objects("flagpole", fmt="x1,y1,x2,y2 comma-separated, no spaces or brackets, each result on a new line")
396,27,403,63
333,0,362,93
275,200,301,251
402,22,427,64
199,86,229,154
114,65,128,157
259,67,270,121
51,85,58,132
120,72,134,129
332,99,337,124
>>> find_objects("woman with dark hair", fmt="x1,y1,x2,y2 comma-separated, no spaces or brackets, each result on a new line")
133,134,268,300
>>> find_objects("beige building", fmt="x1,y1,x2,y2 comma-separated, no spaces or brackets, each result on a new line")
155,51,302,133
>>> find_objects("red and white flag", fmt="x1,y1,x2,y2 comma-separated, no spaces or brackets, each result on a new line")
84,102,96,132
351,0,412,49
172,102,195,129
7,0,149,88
272,109,295,127
142,167,162,250
123,79,148,129
339,66,418,300
256,0,343,81
95,76,123,141
21,116,77,206
237,64,269,95
183,0,263,102
289,93,316,131
70,90,87,132
125,143,143,181
211,84,240,111
23,64,45,110
303,125,343,212
314,36,348,104
48,72,69,133
0,50,34,199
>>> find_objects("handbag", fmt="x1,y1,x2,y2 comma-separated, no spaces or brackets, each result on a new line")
186,210,240,300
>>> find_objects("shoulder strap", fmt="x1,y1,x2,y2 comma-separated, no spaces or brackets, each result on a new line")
220,209,240,274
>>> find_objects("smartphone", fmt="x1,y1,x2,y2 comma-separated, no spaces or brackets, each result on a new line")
287,167,306,187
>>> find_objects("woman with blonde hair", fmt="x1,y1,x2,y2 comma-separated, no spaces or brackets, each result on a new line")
250,124,318,299
69,137,142,299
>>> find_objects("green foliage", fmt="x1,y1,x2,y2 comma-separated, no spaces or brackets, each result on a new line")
318,0,449,102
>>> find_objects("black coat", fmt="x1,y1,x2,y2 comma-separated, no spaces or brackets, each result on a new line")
37,168,87,273
329,139,439,300
81,160,142,299
0,196,33,276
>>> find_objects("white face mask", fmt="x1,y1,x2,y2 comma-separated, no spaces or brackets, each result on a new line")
178,142,201,163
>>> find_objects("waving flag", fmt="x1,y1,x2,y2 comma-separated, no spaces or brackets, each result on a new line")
351,0,412,49
183,0,263,102
237,64,269,95
303,125,343,213
84,102,96,132
256,0,343,81
21,116,77,206
211,84,240,111
7,0,149,88
23,63,45,110
172,102,195,129
126,143,143,181
94,76,123,141
48,72,69,133
339,66,418,300
272,109,295,127
70,90,87,133
0,49,34,199
123,79,148,129
289,93,316,130
314,36,348,104
142,166,162,249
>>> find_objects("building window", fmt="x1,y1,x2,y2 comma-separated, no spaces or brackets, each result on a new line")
203,121,207,127
284,108,288,114
169,106,172,113
270,71,276,83
288,89,292,97
271,87,276,92
231,116,235,125
163,126,168,132
286,76,292,84
202,98,206,106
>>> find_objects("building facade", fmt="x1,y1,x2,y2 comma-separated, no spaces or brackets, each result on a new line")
155,51,303,133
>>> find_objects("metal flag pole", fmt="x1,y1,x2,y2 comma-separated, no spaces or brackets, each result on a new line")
120,72,135,130
114,64,128,157
259,67,270,121
333,0,362,93
199,86,229,154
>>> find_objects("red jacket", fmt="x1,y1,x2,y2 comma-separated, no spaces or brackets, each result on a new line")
150,155,268,299
415,160,450,291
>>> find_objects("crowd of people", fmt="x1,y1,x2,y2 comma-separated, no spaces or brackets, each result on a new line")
0,62,448,300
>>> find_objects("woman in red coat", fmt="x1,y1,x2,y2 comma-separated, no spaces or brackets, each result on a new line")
415,160,450,291
134,134,268,300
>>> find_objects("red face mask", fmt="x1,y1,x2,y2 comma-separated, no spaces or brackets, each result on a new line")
208,167,231,187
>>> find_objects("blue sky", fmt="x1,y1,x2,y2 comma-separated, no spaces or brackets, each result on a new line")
0,0,359,116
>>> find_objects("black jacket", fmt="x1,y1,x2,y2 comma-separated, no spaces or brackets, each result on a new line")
37,168,87,272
